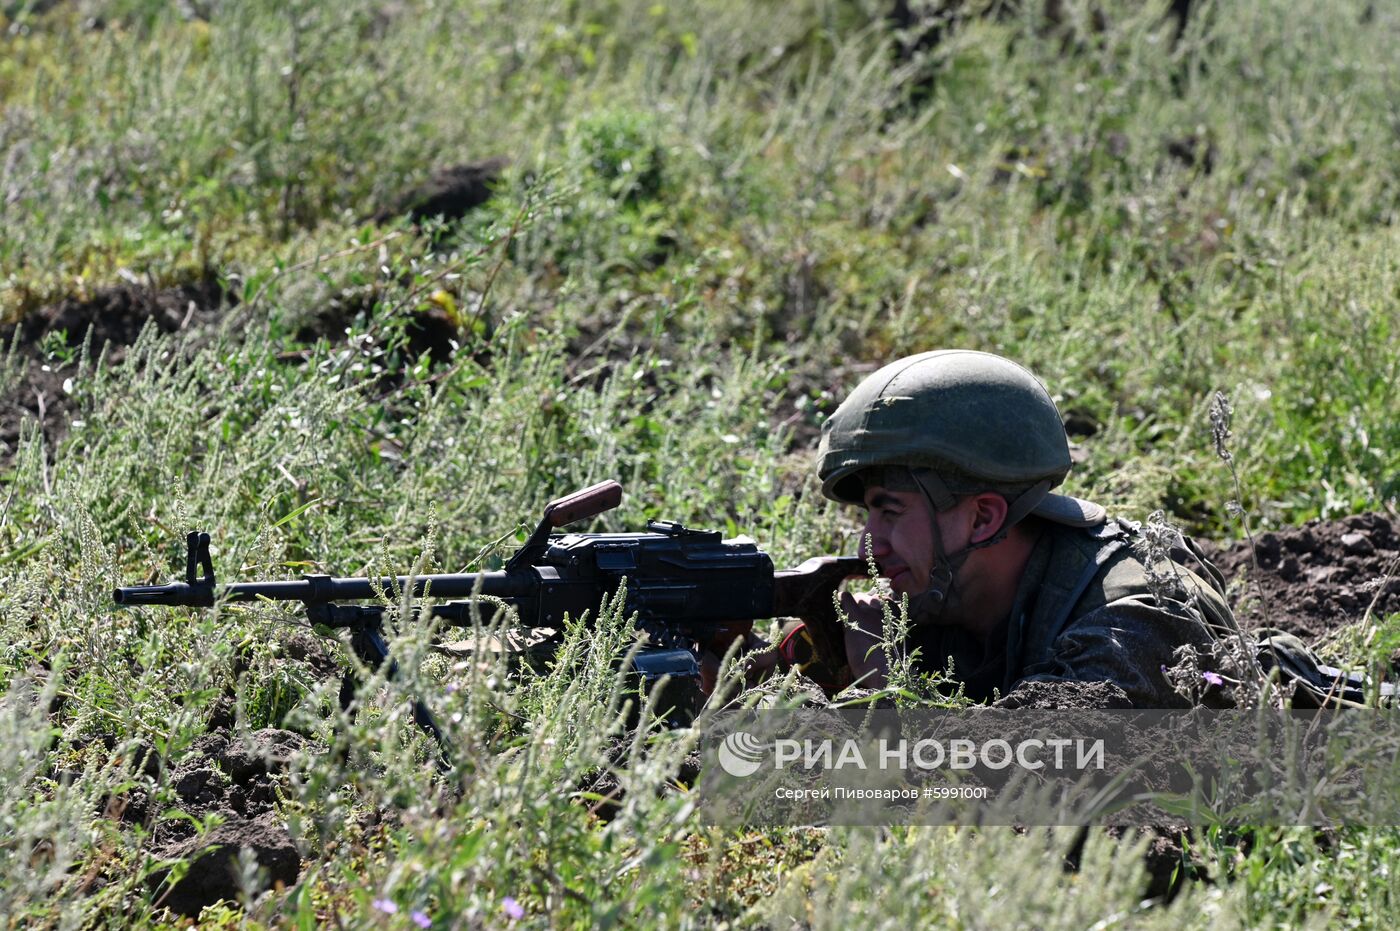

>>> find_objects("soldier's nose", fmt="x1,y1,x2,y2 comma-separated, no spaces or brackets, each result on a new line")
857,531,885,560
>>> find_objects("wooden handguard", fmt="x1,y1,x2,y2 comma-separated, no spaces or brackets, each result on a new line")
772,555,867,693
544,480,623,527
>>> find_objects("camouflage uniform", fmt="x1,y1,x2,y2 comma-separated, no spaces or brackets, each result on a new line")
906,517,1241,708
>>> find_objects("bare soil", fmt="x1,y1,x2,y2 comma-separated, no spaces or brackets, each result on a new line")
292,289,461,368
97,626,342,915
139,729,310,916
371,157,508,226
1202,511,1400,644
995,678,1133,710
0,277,230,461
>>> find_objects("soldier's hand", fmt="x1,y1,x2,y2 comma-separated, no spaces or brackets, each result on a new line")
841,590,890,689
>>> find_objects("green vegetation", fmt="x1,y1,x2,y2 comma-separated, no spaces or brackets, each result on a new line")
1,0,1398,926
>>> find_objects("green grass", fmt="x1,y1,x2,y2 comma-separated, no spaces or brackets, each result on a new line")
2,0,1400,926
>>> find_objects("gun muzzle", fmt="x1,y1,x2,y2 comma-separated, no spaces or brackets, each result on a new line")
113,582,215,607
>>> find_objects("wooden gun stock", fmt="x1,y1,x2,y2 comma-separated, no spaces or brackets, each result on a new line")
773,555,868,686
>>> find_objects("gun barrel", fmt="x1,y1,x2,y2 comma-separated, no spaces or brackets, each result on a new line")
114,571,536,608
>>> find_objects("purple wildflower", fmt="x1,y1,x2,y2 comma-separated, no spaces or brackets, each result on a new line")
373,898,399,915
411,911,431,929
503,897,525,920
1202,671,1225,688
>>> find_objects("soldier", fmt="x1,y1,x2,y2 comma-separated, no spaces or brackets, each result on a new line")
752,349,1244,708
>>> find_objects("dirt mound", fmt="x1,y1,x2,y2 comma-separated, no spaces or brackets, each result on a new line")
157,813,301,917
6,277,228,356
294,296,460,368
373,157,508,225
996,678,1133,710
1204,512,1400,644
0,277,230,461
142,728,311,916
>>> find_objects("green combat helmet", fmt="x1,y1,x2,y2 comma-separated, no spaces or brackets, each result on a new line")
817,349,1106,620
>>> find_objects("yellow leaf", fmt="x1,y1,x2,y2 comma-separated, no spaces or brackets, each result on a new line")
429,289,458,316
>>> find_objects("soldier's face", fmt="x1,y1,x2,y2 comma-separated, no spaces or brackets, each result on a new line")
859,485,937,597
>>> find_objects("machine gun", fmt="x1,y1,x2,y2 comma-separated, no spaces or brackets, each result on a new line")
114,481,864,758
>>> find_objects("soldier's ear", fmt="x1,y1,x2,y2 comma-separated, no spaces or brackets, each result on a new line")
967,493,1010,545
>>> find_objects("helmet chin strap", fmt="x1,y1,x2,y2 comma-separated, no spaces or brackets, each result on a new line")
902,538,967,625
902,468,1052,625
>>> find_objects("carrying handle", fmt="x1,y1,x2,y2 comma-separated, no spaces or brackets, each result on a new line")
506,480,624,572
544,480,623,528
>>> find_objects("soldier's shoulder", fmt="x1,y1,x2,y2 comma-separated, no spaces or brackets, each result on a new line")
1066,519,1236,633
1044,518,1223,613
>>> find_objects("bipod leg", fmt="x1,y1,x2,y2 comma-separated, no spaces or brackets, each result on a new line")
325,608,454,774
358,627,455,774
